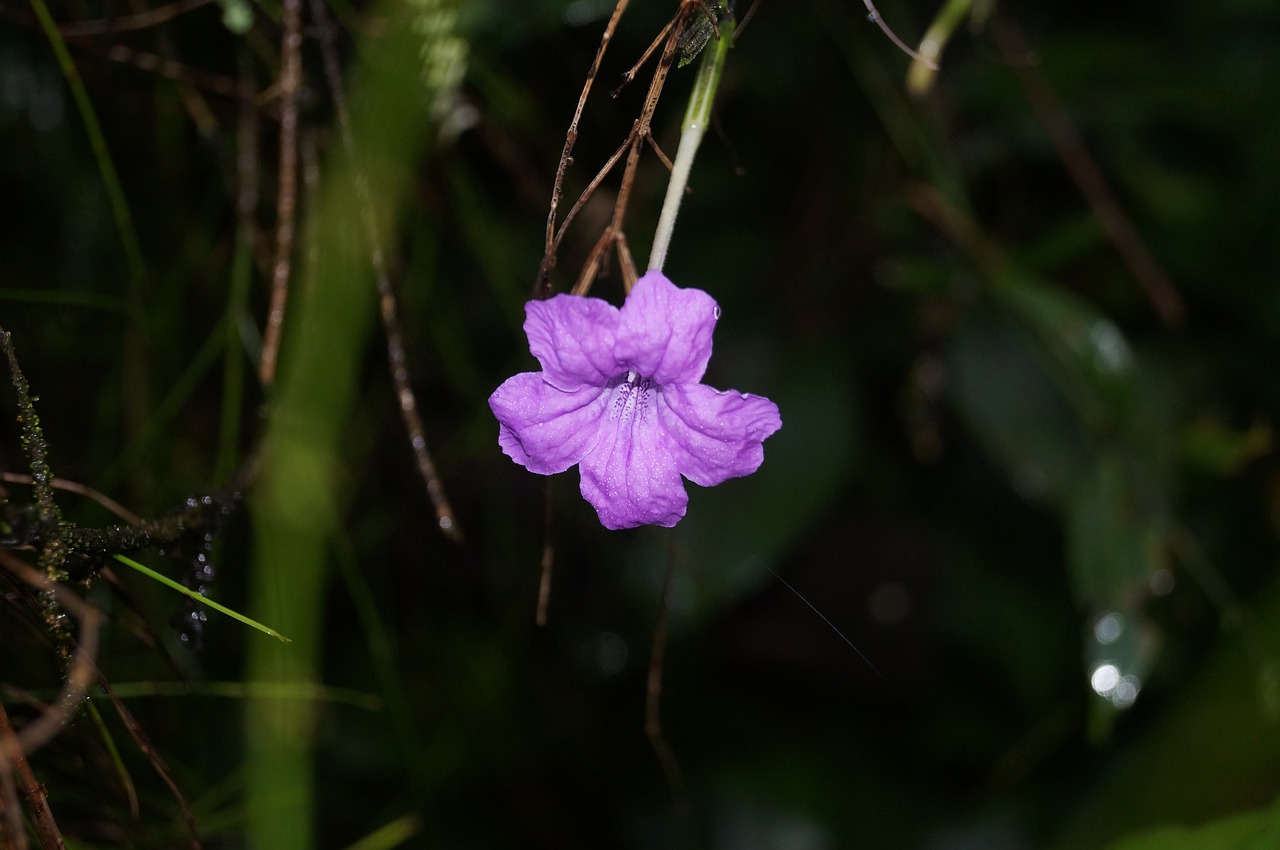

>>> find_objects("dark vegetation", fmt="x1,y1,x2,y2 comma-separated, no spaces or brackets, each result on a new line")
2,0,1280,846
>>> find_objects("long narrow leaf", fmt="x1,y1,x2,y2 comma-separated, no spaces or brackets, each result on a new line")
113,553,290,643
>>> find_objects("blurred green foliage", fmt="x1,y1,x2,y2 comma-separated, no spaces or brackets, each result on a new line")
2,0,1280,847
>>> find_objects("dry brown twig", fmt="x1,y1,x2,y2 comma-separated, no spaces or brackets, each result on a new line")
258,0,304,388
0,701,45,850
0,555,102,757
539,0,709,300
56,0,215,36
535,479,555,626
992,18,1185,326
0,551,101,849
0,555,203,847
571,5,694,297
1,472,142,526
243,0,461,537
95,675,202,849
537,0,633,299
307,0,462,540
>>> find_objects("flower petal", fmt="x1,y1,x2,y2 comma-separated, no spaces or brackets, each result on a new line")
658,383,782,487
490,372,607,474
525,294,621,391
615,271,718,385
579,399,688,529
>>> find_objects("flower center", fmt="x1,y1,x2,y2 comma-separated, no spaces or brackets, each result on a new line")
609,369,655,424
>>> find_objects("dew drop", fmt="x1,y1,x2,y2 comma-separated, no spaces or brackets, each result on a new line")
1090,662,1121,695
1093,612,1124,645
1111,675,1141,708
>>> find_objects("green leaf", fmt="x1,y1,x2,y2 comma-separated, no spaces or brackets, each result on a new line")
948,304,1091,503
993,272,1139,431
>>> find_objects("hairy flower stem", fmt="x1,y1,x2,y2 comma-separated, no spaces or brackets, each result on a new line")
647,10,734,273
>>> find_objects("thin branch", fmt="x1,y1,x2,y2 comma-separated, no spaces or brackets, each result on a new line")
572,224,623,296
0,472,142,526
97,674,202,849
644,131,676,172
547,129,635,268
83,699,139,820
57,0,214,36
0,554,101,756
535,479,554,626
309,0,461,540
98,43,241,100
861,0,939,69
0,558,198,849
0,702,44,850
539,0,632,298
902,182,1005,276
572,1,692,296
993,19,1184,326
611,16,677,98
258,0,304,387
615,232,639,291
736,0,763,38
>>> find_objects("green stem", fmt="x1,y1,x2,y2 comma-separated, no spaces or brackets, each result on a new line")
29,0,152,495
906,0,970,95
27,0,148,293
647,13,735,273
242,2,439,846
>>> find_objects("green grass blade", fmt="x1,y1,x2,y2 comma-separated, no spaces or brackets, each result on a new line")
113,553,291,642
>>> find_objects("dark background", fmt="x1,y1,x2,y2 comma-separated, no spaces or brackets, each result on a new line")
2,0,1280,847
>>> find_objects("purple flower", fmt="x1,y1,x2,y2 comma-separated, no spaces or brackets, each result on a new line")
490,270,781,529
